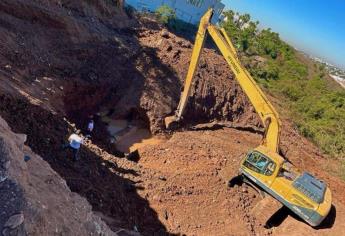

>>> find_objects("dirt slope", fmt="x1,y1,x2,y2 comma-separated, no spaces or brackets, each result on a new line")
0,115,138,235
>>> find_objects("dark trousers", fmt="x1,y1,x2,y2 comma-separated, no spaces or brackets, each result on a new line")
86,130,92,138
63,144,80,161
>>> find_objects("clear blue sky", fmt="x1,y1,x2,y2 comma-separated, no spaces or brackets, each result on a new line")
223,0,345,69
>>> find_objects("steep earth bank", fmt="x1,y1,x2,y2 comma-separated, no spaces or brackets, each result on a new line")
0,116,141,236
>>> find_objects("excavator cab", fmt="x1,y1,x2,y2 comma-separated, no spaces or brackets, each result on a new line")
165,8,332,226
240,146,331,226
242,150,277,176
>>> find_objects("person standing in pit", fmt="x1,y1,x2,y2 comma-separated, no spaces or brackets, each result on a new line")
63,132,84,161
86,118,94,138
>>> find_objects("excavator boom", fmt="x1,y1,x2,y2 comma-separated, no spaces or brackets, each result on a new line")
165,9,281,153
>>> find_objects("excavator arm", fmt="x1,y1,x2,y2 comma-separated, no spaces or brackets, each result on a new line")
164,10,212,127
164,9,281,153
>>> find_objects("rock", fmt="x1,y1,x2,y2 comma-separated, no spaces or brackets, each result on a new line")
2,228,10,236
4,160,10,170
161,29,169,38
183,42,192,48
4,212,24,229
24,155,31,162
159,176,167,181
0,159,10,183
177,40,191,48
155,38,163,46
152,194,162,202
0,173,8,183
88,72,98,81
164,210,169,220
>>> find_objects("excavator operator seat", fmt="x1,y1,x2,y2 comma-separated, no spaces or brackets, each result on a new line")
243,151,276,177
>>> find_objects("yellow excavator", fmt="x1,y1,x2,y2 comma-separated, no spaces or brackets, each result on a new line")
164,9,332,226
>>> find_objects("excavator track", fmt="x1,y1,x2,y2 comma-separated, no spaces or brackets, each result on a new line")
242,176,266,199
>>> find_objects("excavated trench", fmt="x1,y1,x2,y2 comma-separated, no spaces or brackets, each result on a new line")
61,81,169,156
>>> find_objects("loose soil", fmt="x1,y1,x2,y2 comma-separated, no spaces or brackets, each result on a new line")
1,1,345,235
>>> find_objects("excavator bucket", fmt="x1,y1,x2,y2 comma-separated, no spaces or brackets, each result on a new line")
164,115,178,130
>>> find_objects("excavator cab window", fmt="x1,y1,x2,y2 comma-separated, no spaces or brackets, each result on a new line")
243,151,276,176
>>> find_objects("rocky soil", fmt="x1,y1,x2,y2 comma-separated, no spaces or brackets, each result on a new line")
135,127,345,235
1,0,345,235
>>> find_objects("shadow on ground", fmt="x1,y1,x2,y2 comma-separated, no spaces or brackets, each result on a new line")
265,204,336,230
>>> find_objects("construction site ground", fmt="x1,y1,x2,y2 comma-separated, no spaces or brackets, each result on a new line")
1,1,345,235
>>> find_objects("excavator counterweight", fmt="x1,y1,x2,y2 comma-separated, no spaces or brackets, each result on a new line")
164,9,332,226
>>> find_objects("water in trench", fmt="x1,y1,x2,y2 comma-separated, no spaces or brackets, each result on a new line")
101,116,166,153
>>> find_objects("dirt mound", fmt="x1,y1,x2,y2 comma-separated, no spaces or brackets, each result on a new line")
137,128,262,235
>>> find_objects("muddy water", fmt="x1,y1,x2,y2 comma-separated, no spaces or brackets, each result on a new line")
102,117,127,136
116,128,165,153
102,117,166,153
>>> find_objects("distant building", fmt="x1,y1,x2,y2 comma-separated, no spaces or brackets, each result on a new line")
126,0,225,24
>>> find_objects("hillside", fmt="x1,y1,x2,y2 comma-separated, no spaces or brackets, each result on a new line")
220,10,345,161
0,1,345,235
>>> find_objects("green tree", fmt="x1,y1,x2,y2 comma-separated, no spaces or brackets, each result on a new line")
155,5,176,25
220,10,345,160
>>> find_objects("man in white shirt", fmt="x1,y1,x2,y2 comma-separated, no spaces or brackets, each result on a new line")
64,133,84,161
